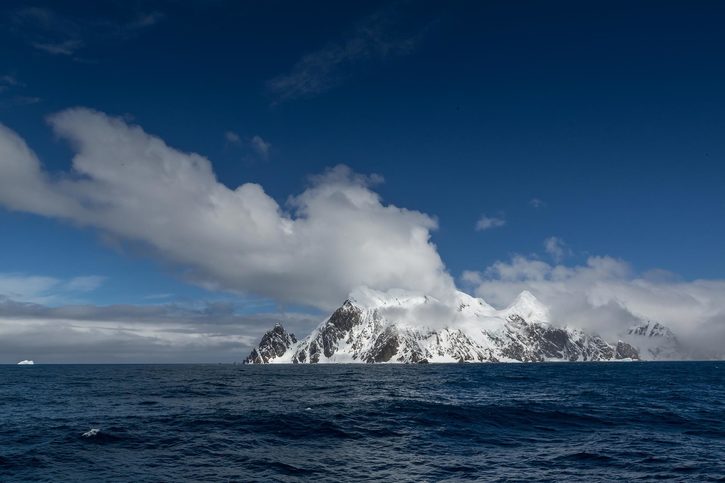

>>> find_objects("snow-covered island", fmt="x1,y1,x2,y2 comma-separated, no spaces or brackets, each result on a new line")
245,288,680,364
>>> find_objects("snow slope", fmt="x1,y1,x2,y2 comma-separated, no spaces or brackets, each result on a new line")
245,288,650,364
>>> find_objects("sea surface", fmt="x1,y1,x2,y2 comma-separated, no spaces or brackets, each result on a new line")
1,362,723,482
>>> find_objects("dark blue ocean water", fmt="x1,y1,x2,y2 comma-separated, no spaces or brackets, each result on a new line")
1,362,723,482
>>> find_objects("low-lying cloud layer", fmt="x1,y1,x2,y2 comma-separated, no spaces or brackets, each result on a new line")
0,109,454,310
0,295,317,363
464,255,725,356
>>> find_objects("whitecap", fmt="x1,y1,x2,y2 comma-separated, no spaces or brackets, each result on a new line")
82,428,100,438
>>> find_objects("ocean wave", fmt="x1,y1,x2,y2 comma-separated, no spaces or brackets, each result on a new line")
0,362,722,481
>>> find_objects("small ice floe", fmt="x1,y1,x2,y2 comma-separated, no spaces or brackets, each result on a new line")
82,428,101,438
17,360,34,365
305,407,312,411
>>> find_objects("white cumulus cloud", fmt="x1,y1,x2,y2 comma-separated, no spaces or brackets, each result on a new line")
0,109,454,310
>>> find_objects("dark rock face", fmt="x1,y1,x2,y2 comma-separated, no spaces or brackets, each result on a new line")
615,341,640,360
366,326,400,363
244,324,297,364
292,300,364,363
628,321,672,338
428,329,496,362
488,315,638,362
328,300,360,332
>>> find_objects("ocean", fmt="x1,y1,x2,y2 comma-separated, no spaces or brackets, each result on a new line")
1,362,723,482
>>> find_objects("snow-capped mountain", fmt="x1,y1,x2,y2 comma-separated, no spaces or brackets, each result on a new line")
624,321,681,360
245,289,644,364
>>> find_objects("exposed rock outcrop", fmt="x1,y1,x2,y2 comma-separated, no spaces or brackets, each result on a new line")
244,324,297,364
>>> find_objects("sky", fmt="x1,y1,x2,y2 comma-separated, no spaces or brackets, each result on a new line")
0,1,724,362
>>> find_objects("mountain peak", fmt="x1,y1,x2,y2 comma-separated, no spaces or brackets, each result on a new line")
504,290,549,323
244,323,297,363
454,290,495,314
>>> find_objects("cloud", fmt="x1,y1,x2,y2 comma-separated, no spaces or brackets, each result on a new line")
125,12,164,30
543,236,570,262
225,132,271,160
529,198,545,208
0,96,42,108
64,276,106,293
31,39,84,56
12,7,84,56
0,297,318,363
475,214,506,231
0,273,105,304
0,75,40,108
10,6,163,58
0,275,58,302
224,130,241,144
143,293,174,300
464,254,725,356
0,75,21,93
250,135,271,160
0,109,454,310
266,4,426,103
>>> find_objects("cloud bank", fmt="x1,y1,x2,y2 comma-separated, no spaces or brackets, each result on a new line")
0,296,317,363
0,109,454,310
463,255,725,356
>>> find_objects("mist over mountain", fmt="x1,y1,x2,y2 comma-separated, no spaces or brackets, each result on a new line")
246,288,691,364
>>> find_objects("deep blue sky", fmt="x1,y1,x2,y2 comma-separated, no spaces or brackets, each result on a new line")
1,0,724,307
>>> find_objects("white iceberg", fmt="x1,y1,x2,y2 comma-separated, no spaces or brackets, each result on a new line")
17,360,34,365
